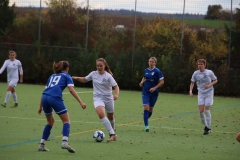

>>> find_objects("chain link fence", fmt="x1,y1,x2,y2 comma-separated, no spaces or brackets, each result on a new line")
1,0,240,96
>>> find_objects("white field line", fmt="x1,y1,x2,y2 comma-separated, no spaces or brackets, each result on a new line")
62,91,93,94
0,116,237,134
0,116,97,123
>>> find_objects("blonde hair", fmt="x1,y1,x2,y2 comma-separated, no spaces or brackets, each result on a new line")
96,58,113,75
53,61,69,74
149,57,157,63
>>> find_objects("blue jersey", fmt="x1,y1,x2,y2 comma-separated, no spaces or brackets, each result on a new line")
43,72,74,99
142,67,164,96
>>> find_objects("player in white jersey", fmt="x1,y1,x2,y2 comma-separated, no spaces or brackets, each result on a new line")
189,59,218,135
72,58,119,142
0,51,23,108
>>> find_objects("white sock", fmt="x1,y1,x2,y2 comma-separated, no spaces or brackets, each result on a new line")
62,136,68,144
12,92,18,103
109,119,115,130
4,91,11,103
101,117,115,135
199,112,207,127
205,110,212,129
40,139,46,144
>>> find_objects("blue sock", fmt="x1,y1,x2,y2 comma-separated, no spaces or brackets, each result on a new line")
143,110,149,126
62,123,70,137
42,124,52,140
148,111,152,118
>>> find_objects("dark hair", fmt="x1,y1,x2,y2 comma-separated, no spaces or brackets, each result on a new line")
197,59,207,67
96,58,113,75
53,61,69,74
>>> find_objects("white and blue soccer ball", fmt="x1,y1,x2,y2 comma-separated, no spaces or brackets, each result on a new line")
93,130,105,142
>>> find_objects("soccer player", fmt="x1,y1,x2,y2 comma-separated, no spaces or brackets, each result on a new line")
38,61,86,153
72,58,119,142
189,59,218,135
139,57,164,132
0,51,23,108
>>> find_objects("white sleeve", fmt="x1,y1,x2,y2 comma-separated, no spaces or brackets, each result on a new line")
191,71,196,82
18,61,23,75
85,71,94,81
0,60,7,74
109,75,118,87
210,70,217,80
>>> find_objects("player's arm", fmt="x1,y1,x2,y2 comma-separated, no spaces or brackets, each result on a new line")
189,81,194,97
19,66,23,83
149,79,164,93
113,85,119,100
155,79,164,89
68,86,86,109
139,77,146,87
72,76,88,83
205,79,218,89
0,61,7,74
38,95,43,115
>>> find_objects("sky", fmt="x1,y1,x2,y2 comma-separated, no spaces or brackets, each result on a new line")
9,0,240,14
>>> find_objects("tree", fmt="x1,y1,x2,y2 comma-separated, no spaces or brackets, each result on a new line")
0,0,15,37
204,5,223,20
41,0,86,46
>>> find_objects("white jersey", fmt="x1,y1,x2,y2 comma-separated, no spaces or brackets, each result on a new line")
0,59,23,81
85,71,118,97
191,69,217,94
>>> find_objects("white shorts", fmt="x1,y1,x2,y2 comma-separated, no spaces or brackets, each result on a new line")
8,79,19,87
93,96,114,113
198,90,214,106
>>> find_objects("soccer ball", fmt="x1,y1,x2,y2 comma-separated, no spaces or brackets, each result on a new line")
93,130,105,142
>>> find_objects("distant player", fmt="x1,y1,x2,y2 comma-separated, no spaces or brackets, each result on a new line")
72,58,119,142
38,61,86,153
139,57,164,132
0,51,23,108
189,59,218,135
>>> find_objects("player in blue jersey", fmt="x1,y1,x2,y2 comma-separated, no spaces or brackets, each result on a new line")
139,57,164,132
189,59,217,135
37,61,86,153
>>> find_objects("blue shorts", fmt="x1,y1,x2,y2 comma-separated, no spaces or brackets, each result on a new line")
142,94,158,108
41,94,67,115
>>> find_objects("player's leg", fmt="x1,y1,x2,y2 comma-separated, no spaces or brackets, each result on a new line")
39,114,54,151
204,91,213,134
95,103,116,142
198,95,208,132
38,95,53,151
49,98,75,153
199,104,209,135
107,112,115,130
59,112,75,153
148,95,158,118
1,83,13,107
9,79,19,108
204,106,211,134
106,100,117,141
142,95,150,132
106,100,115,130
